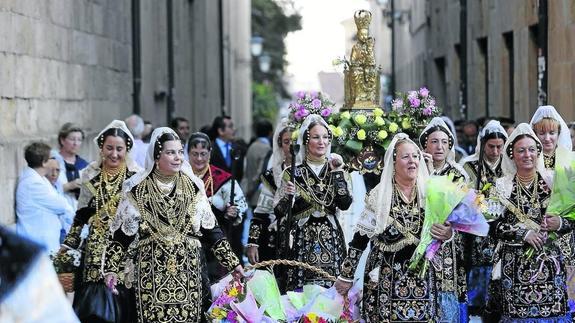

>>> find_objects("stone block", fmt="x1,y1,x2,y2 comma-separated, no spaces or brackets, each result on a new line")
0,11,13,53
0,97,18,137
49,0,74,28
0,53,16,98
91,2,105,35
11,13,36,56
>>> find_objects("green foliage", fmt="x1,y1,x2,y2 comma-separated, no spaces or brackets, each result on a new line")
251,0,301,97
252,82,278,123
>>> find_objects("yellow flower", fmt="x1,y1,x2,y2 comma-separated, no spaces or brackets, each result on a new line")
357,129,366,140
373,108,384,117
377,130,388,140
211,307,227,319
333,127,344,137
340,111,351,119
228,287,238,297
328,124,336,133
388,122,399,133
401,117,412,129
374,116,385,126
291,129,299,140
307,313,319,323
354,114,367,125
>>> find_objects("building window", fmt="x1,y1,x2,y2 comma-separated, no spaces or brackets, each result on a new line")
476,37,488,117
502,31,514,121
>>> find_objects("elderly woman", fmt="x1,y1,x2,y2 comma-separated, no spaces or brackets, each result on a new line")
335,133,453,322
420,117,469,321
247,119,293,265
460,120,508,318
274,114,352,291
490,123,573,322
54,123,90,209
187,131,248,281
53,120,141,323
103,128,243,323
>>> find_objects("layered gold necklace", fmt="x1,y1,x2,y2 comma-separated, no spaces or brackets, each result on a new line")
516,172,540,219
135,171,197,247
92,164,127,230
392,180,421,235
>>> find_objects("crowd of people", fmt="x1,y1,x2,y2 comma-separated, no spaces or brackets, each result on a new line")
2,104,575,322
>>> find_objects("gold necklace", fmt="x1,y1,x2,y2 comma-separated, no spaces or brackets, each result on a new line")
300,164,335,214
153,168,177,184
516,172,540,218
516,172,536,187
306,155,326,165
135,173,197,244
92,164,127,230
392,183,421,235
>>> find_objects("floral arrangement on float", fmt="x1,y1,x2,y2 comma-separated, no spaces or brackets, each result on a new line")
207,269,360,322
287,91,336,139
287,88,440,174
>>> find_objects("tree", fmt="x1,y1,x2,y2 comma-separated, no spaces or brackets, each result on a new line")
251,0,301,122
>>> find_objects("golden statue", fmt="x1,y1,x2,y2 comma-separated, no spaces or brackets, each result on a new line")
344,10,381,110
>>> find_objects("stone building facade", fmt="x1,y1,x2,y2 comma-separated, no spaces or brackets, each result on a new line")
0,0,251,225
387,0,574,123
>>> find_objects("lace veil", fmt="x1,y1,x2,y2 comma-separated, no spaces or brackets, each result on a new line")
529,105,572,151
354,133,429,237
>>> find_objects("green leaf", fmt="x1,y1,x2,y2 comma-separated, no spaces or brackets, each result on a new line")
344,139,363,152
338,118,352,129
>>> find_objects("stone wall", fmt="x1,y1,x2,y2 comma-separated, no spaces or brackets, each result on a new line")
0,0,133,225
391,0,573,123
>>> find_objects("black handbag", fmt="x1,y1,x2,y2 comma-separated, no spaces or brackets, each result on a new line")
73,282,136,323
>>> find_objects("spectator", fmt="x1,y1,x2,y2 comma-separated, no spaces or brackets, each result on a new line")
142,120,153,143
170,117,191,158
125,114,148,167
46,155,62,193
16,142,74,256
210,115,245,182
241,120,273,209
54,123,89,210
0,226,79,322
461,120,479,155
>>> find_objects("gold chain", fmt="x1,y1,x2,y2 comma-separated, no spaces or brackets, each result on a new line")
92,164,127,230
134,172,197,247
300,164,335,210
516,172,540,218
392,182,421,235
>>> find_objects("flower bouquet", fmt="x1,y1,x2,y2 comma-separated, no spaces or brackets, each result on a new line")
546,148,575,221
208,268,360,322
524,148,575,260
409,175,489,277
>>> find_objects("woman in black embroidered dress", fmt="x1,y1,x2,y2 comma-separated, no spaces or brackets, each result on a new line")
103,128,243,323
335,133,452,322
419,117,469,321
53,120,141,323
490,123,573,322
247,119,293,265
459,120,508,320
274,114,352,292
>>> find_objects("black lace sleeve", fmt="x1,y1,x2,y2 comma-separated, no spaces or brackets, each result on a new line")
331,170,352,211
339,232,370,281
